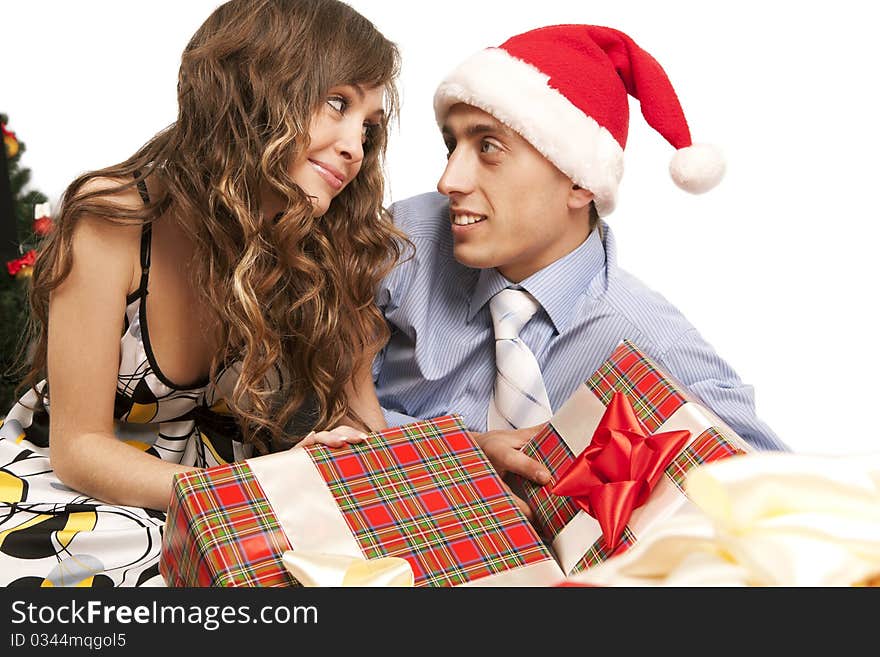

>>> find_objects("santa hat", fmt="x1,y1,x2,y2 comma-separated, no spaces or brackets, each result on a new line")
433,24,725,216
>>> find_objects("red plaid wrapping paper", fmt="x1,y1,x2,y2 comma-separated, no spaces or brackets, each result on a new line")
161,415,562,587
508,340,749,575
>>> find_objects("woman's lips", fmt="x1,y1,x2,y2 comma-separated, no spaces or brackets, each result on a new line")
308,159,345,190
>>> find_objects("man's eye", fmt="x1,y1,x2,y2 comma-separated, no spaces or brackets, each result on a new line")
327,96,347,113
480,140,500,154
444,141,456,159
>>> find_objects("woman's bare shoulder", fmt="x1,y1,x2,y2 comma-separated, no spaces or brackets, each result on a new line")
66,176,151,293
73,175,150,212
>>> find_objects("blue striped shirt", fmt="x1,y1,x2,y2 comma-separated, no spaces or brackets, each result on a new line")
373,192,787,452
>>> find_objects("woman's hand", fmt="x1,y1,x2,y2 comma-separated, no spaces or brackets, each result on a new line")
298,425,368,448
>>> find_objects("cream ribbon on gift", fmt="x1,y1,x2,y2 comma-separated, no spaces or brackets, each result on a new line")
548,382,751,575
246,444,564,587
562,451,880,586
282,551,414,587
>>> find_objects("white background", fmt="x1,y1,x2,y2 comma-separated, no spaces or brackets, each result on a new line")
4,1,879,456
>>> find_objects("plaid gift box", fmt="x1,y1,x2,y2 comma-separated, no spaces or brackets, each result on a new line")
509,339,750,577
160,415,564,587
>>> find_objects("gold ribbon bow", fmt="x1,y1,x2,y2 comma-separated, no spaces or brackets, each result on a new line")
561,452,880,586
281,550,414,587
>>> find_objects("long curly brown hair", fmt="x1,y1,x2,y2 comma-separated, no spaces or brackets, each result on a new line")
21,0,406,453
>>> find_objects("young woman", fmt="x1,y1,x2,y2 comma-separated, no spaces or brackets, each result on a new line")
0,0,404,586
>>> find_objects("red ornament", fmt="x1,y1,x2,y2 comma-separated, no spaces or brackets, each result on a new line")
33,216,54,236
2,123,19,158
550,391,691,549
6,250,37,277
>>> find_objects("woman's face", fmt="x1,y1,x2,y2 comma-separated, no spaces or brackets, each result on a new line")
288,83,386,216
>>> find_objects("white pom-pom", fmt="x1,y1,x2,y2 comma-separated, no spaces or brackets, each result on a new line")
669,143,726,194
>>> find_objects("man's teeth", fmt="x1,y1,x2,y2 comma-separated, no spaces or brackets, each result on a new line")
452,214,486,226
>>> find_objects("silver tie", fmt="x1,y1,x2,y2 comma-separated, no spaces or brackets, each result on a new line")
486,288,553,431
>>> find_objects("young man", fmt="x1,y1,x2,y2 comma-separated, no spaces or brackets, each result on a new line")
373,25,787,495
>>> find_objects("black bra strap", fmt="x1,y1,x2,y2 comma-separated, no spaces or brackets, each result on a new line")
134,173,152,295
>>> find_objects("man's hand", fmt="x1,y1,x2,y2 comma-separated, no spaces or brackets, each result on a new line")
471,425,551,483
470,425,552,522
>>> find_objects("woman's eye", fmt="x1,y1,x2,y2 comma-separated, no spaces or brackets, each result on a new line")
327,96,347,113
362,123,380,144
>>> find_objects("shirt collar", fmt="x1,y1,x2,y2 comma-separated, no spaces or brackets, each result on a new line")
467,224,608,333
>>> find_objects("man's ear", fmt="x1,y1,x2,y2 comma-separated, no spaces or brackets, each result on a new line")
567,184,594,210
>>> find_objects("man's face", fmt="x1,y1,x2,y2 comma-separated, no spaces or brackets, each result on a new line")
438,104,591,282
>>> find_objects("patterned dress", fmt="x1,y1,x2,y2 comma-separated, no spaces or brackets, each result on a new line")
0,181,251,587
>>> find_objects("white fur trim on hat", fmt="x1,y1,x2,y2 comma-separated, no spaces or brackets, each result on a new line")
669,143,726,194
434,48,624,216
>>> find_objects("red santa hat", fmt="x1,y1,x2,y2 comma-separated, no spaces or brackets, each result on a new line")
433,24,725,216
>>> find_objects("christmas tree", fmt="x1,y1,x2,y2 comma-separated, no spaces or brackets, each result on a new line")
1,113,51,412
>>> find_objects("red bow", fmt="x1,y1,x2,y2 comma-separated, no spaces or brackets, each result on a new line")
6,250,36,276
550,392,690,549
